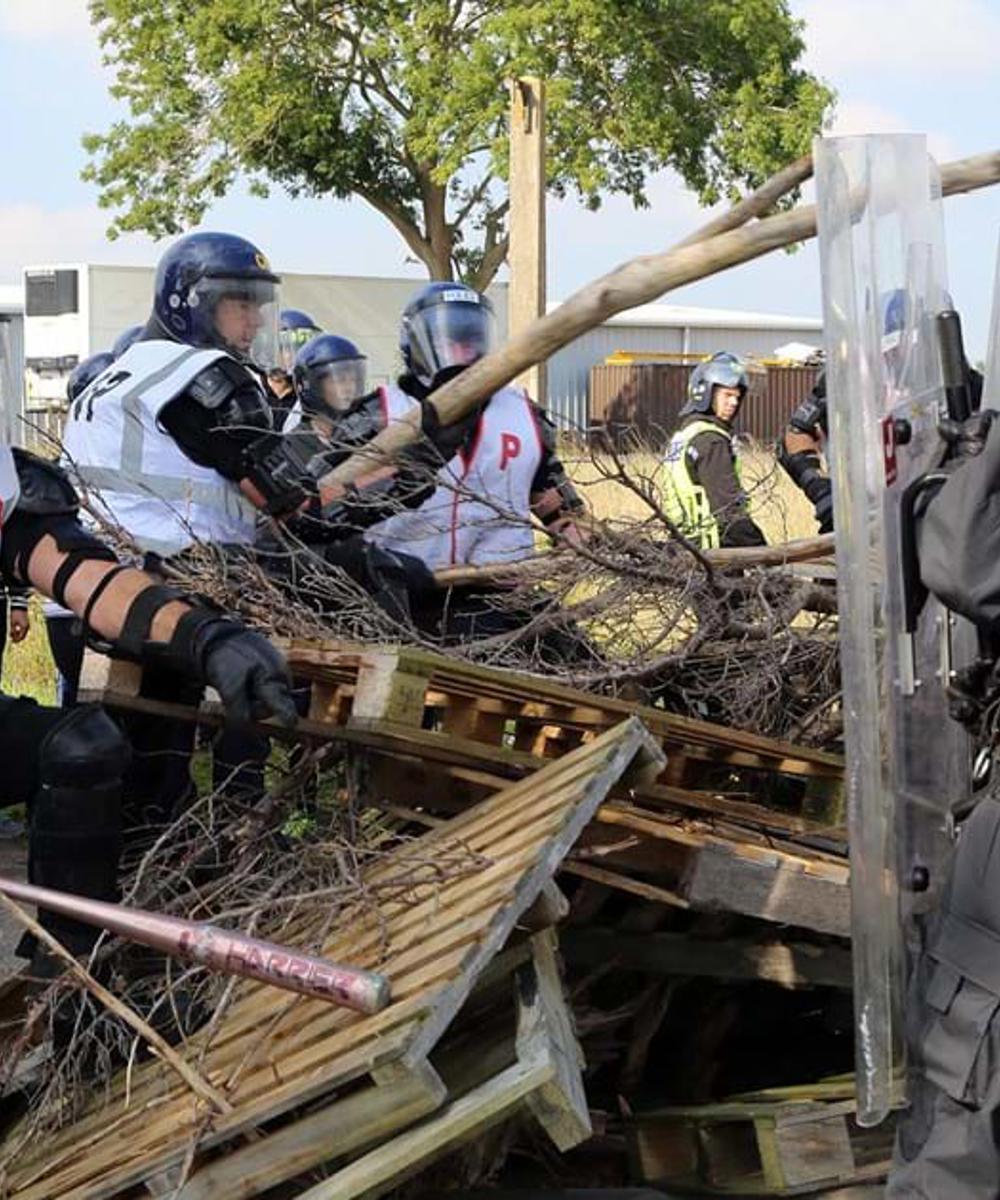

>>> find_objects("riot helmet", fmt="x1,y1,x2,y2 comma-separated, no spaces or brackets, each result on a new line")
400,282,495,390
293,334,368,418
66,351,114,403
112,324,144,360
681,352,749,419
152,232,281,370
278,308,323,373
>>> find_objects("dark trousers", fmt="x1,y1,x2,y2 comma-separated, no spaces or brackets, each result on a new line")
44,614,85,707
118,663,269,853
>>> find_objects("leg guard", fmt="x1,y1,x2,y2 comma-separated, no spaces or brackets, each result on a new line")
28,705,131,957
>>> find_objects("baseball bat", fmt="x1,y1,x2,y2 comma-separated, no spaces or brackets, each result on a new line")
1,875,389,1014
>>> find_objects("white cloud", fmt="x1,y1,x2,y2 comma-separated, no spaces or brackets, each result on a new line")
0,0,92,39
826,100,958,163
795,0,1000,77
0,203,158,284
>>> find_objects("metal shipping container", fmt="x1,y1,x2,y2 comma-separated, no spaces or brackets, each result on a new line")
588,361,820,449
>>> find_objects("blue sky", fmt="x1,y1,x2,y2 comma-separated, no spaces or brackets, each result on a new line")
0,0,997,353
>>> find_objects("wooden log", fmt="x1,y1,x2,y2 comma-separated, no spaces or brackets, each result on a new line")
560,929,852,990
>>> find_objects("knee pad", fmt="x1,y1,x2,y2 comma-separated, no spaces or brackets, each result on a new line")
33,706,129,894
39,703,131,789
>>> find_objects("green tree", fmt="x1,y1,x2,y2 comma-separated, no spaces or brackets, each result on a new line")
84,0,832,289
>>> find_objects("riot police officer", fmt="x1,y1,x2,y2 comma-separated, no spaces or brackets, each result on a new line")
662,353,766,550
0,441,294,969
269,308,323,425
365,282,589,654
62,232,311,819
777,371,833,534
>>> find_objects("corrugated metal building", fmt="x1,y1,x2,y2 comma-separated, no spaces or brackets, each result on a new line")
22,264,508,404
589,362,821,448
544,302,822,432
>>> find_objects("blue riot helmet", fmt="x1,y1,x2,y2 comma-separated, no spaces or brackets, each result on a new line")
112,324,144,360
680,352,749,418
400,282,495,390
278,308,322,373
66,351,114,403
152,232,281,370
881,286,955,387
293,334,368,417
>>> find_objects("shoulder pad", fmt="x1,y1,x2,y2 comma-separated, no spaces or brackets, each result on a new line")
11,449,78,515
188,356,259,410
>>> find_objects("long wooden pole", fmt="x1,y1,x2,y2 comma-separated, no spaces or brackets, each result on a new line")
317,149,1000,499
508,76,547,404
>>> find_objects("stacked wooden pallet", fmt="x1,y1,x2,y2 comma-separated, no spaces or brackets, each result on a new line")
1,720,661,1199
65,638,864,1196
80,638,848,938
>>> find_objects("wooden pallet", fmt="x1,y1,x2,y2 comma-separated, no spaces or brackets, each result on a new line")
0,719,661,1199
80,636,846,832
627,1080,894,1196
78,649,849,937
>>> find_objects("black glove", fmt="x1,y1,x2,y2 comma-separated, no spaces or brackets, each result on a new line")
199,622,297,725
158,610,298,726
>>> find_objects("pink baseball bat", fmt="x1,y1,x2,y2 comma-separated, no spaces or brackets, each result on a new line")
1,875,389,1014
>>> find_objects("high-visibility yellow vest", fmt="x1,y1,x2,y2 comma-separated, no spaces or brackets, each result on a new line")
662,419,742,550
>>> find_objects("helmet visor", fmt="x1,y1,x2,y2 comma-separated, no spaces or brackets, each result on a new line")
407,299,495,386
279,323,322,373
708,359,748,391
305,358,368,415
197,276,281,370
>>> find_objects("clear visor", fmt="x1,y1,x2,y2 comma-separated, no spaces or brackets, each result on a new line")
196,276,281,370
708,361,747,390
279,324,321,373
408,301,495,384
307,358,368,414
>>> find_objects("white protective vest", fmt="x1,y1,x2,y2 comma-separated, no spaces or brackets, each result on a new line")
368,386,541,570
62,340,259,556
0,446,21,560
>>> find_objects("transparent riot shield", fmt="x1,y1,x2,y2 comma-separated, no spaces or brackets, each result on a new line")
815,133,973,1127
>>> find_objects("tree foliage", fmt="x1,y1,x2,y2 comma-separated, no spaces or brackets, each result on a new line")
84,0,832,288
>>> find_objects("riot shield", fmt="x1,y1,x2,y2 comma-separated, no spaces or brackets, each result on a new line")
815,133,973,1127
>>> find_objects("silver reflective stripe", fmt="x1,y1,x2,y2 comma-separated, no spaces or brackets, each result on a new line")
120,345,202,476
84,344,255,525
76,464,252,521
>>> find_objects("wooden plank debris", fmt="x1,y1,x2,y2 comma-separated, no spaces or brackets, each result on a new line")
1,719,659,1200
628,1084,895,1196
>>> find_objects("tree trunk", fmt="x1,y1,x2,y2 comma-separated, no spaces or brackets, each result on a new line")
422,176,455,280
